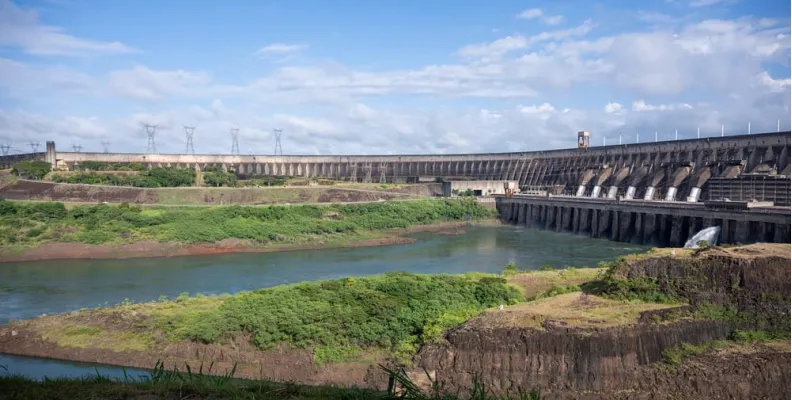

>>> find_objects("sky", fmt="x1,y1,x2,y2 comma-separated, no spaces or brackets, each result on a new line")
0,0,789,155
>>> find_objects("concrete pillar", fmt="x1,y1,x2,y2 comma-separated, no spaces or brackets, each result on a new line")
643,186,656,200
558,207,569,232
633,212,644,244
687,187,702,202
590,209,599,238
773,224,791,243
607,186,619,199
590,185,602,198
625,186,637,200
582,209,592,234
517,203,525,225
664,187,678,201
46,141,56,169
572,207,580,233
576,185,586,197
734,220,750,244
597,210,610,238
642,214,655,245
721,219,731,244
669,216,683,247
610,210,620,241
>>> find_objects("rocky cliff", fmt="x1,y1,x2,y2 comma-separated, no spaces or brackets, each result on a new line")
414,244,791,399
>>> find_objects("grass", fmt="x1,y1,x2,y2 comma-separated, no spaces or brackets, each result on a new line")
0,361,543,400
38,323,153,352
465,292,683,330
20,273,522,365
504,266,604,298
660,329,790,367
0,198,495,247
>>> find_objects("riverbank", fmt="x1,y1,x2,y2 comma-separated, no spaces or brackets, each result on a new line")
2,243,789,398
0,198,496,263
0,220,497,263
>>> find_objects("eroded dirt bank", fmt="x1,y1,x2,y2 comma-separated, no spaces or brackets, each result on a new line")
0,220,494,263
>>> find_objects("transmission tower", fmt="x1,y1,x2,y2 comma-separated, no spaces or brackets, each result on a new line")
72,144,83,152
272,128,283,156
28,141,40,153
144,124,158,153
230,128,240,155
101,141,111,153
0,144,10,155
184,126,196,154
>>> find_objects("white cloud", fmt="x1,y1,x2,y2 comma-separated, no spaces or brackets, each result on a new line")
0,0,138,56
515,8,565,25
516,8,543,20
604,102,623,114
254,43,308,56
631,100,693,111
519,103,555,114
0,6,789,155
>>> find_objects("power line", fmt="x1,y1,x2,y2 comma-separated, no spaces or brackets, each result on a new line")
230,128,240,155
101,141,111,153
144,124,158,153
28,141,40,153
272,128,283,156
184,126,196,154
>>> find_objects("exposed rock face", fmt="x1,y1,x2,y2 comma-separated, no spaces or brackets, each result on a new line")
415,245,791,399
416,320,737,396
615,246,791,325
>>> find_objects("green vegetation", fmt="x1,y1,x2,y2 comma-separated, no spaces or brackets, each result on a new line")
660,329,788,367
661,341,728,366
73,161,147,171
11,160,51,180
0,362,542,400
201,165,237,187
0,198,495,247
113,273,521,364
51,167,195,188
240,175,289,187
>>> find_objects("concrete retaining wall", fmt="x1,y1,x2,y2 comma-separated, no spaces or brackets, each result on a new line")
496,195,791,246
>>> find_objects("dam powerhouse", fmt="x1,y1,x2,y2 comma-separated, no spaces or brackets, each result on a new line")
1,130,789,246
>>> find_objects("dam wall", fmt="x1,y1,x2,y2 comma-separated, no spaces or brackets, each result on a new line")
0,133,788,194
496,195,791,246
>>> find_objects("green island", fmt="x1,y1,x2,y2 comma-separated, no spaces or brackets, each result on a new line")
0,198,495,261
2,241,789,399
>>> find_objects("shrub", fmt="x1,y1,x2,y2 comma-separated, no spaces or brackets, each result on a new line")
0,199,494,246
165,274,522,360
12,160,51,180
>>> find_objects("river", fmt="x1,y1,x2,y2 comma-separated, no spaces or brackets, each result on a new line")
0,225,647,380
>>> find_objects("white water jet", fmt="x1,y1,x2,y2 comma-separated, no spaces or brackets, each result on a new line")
684,226,721,248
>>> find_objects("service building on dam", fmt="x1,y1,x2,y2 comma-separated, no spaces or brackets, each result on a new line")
1,130,789,247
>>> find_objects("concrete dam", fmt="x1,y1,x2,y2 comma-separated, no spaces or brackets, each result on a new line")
1,131,789,245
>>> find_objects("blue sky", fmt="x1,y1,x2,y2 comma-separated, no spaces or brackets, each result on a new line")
0,0,789,155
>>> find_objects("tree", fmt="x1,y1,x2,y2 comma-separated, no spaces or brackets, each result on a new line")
12,160,51,180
